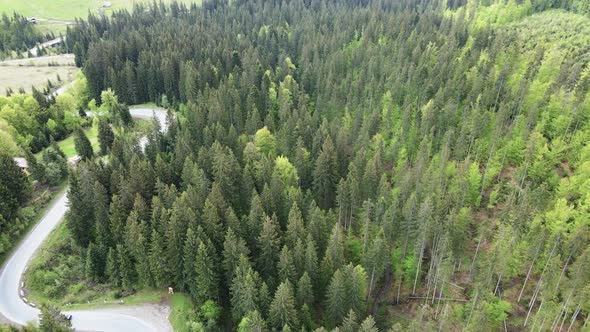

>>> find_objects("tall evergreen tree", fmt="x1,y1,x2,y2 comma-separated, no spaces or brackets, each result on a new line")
313,136,337,209
269,280,298,330
74,127,93,160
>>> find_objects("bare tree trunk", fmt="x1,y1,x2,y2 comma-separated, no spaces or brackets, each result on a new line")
425,235,439,302
530,297,544,331
539,316,547,331
518,236,545,301
437,303,449,332
338,204,343,228
524,282,540,327
397,235,409,304
470,235,482,280
494,273,502,296
555,254,571,293
413,239,425,295
562,106,577,140
551,292,572,331
566,305,581,332
467,290,479,327
367,267,375,302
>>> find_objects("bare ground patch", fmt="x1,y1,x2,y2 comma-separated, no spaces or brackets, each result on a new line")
0,54,77,95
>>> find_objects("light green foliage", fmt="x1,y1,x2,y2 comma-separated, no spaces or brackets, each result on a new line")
467,162,482,207
483,296,512,326
274,156,299,187
254,127,277,156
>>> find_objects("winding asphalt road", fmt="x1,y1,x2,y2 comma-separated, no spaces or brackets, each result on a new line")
29,36,67,57
0,107,170,331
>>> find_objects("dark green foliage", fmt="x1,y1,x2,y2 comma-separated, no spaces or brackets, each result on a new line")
39,146,68,185
38,305,74,332
0,153,30,231
49,0,590,330
0,13,43,53
97,118,114,155
269,280,298,330
74,127,93,160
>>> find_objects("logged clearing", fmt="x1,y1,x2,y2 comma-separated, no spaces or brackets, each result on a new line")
0,54,77,95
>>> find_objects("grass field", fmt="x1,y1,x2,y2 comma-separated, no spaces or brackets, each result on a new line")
0,0,199,33
0,54,77,95
169,294,195,332
55,125,99,158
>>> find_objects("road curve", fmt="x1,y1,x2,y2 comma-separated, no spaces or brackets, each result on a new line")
29,36,67,57
0,108,170,331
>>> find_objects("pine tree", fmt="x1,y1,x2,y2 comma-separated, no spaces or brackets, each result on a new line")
340,309,359,332
343,264,368,317
94,181,111,249
85,242,103,281
257,215,281,281
278,245,296,283
183,227,199,297
238,310,268,332
66,170,94,247
325,269,347,326
0,153,30,226
106,247,120,287
286,203,305,249
117,244,136,290
313,136,337,209
149,228,168,288
231,255,260,321
269,280,298,330
358,316,378,332
304,235,319,288
194,239,219,303
322,224,345,285
223,228,251,284
97,118,114,155
202,198,223,249
296,272,314,306
74,127,93,160
39,305,74,332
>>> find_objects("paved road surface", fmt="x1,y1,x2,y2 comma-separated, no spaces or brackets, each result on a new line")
0,107,171,331
29,36,67,57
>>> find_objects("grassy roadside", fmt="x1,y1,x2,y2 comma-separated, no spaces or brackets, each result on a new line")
23,219,194,329
0,180,67,269
169,294,195,332
23,216,195,331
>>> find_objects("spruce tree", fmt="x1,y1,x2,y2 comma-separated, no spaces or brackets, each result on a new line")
223,228,251,284
358,316,378,332
97,118,114,155
183,227,199,298
256,215,280,281
312,136,337,209
106,247,120,287
66,170,94,247
194,239,219,303
269,280,298,330
325,269,347,326
278,245,296,284
74,127,93,160
231,255,259,321
296,272,314,306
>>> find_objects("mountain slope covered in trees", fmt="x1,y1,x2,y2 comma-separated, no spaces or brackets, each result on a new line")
38,0,590,330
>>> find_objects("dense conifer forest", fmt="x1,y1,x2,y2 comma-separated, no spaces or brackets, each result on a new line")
0,13,43,55
3,0,590,330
